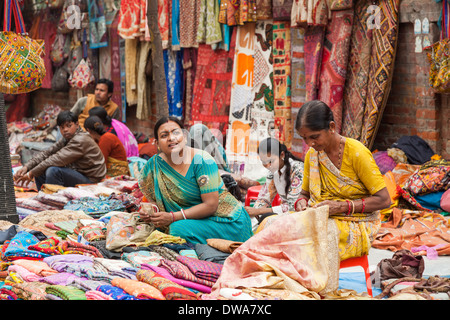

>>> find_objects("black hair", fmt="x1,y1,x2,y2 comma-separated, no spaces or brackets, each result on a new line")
258,137,302,196
221,174,243,202
89,106,112,126
57,110,78,126
97,78,114,93
295,100,335,132
84,115,106,135
154,116,185,140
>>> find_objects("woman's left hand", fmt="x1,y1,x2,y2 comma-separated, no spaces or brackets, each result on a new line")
245,206,271,217
149,211,173,227
313,200,345,216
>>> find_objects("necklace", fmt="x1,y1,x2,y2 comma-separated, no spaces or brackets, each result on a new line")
337,136,343,169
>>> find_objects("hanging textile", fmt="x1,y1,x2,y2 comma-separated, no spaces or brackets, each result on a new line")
118,0,146,39
304,25,325,101
179,0,199,48
124,38,138,105
272,21,292,149
87,0,108,49
149,0,169,121
247,20,274,179
219,0,256,26
158,0,170,49
182,48,198,126
256,0,273,20
291,0,330,27
108,13,124,116
290,27,307,159
197,0,223,46
273,0,293,21
163,49,184,119
342,0,400,148
225,23,255,175
136,40,152,120
189,27,237,138
172,0,181,50
317,9,354,133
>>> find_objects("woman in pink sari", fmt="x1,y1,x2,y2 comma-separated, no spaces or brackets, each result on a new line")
89,106,139,157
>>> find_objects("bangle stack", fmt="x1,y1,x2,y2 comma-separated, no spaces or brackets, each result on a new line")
180,208,187,220
345,200,355,216
361,198,366,214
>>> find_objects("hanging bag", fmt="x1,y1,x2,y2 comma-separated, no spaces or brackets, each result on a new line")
0,0,46,94
424,38,450,93
68,29,95,89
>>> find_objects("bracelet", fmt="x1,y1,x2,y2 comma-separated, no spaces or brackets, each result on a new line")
170,211,175,222
180,208,187,220
361,198,365,214
350,200,355,215
345,200,351,216
294,198,307,211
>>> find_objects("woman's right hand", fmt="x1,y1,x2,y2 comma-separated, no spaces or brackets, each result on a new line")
295,197,308,211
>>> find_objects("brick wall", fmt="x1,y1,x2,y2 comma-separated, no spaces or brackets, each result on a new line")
373,0,450,160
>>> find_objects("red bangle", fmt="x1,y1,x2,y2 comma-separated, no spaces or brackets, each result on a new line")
170,211,175,222
361,198,365,214
345,200,351,216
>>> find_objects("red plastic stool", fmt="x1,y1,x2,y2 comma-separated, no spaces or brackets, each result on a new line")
244,185,281,207
339,255,372,297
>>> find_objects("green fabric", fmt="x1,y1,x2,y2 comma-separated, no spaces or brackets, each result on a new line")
45,285,87,300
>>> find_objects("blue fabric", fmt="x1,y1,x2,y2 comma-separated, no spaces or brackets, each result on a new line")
163,49,184,119
338,271,382,296
2,231,50,260
415,191,445,210
96,284,138,300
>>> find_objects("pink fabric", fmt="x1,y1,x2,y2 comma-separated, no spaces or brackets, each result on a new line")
8,265,42,282
111,119,139,157
441,189,450,212
85,290,114,300
142,264,212,293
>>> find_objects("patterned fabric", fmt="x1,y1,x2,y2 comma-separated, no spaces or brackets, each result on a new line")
342,0,400,148
136,269,198,300
330,0,353,10
163,49,184,119
273,0,293,20
117,0,147,39
111,277,165,300
197,0,222,45
64,196,126,219
206,206,338,299
121,251,164,269
28,237,61,256
219,0,257,26
58,240,103,258
0,28,46,94
318,9,353,133
291,0,329,26
10,281,48,300
138,151,253,244
424,38,450,93
304,25,325,101
290,27,307,159
176,255,222,282
256,0,272,19
159,258,215,287
1,231,49,261
96,284,138,300
272,21,292,149
179,0,199,48
45,285,87,300
189,28,237,136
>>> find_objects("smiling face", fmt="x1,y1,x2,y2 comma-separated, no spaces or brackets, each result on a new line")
156,120,187,157
59,121,79,140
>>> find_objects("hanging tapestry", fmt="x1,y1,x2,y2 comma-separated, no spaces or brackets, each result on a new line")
273,0,293,21
291,0,330,27
272,21,292,149
318,9,353,133
342,0,400,149
88,0,108,48
197,0,222,46
189,27,237,137
219,0,256,26
304,25,325,101
108,14,123,116
118,0,146,39
164,49,184,119
256,0,273,20
290,27,307,159
182,48,198,126
179,0,199,48
158,0,170,49
247,20,274,179
225,23,255,173
360,0,400,148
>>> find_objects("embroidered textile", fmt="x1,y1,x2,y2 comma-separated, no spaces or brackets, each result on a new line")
111,277,166,300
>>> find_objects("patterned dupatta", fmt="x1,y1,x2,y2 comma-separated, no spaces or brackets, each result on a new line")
308,148,378,221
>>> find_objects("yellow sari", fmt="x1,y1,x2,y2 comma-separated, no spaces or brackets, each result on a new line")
303,138,386,260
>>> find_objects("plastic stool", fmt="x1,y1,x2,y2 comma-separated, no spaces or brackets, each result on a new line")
339,255,372,297
244,185,282,207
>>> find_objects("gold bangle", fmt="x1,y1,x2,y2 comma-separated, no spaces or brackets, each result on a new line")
350,200,355,215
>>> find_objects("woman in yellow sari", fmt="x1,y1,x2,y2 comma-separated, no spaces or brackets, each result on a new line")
295,100,391,261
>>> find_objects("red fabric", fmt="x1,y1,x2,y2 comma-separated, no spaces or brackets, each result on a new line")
99,132,128,162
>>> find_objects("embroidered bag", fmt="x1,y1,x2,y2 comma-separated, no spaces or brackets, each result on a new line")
0,0,46,94
68,29,95,89
424,38,450,93
50,33,71,67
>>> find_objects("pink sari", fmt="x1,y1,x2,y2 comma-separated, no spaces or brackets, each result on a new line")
111,119,139,157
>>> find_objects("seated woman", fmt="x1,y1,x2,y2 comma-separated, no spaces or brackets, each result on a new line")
245,137,304,230
88,106,139,158
84,115,130,177
138,116,253,244
295,100,391,261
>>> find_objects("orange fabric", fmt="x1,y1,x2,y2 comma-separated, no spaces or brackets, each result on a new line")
138,139,158,158
110,277,165,300
383,171,400,201
372,208,450,256
391,163,420,188
99,132,127,162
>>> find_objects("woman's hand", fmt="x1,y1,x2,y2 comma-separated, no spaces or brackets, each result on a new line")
149,211,173,228
244,206,272,217
313,200,345,215
295,198,308,211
